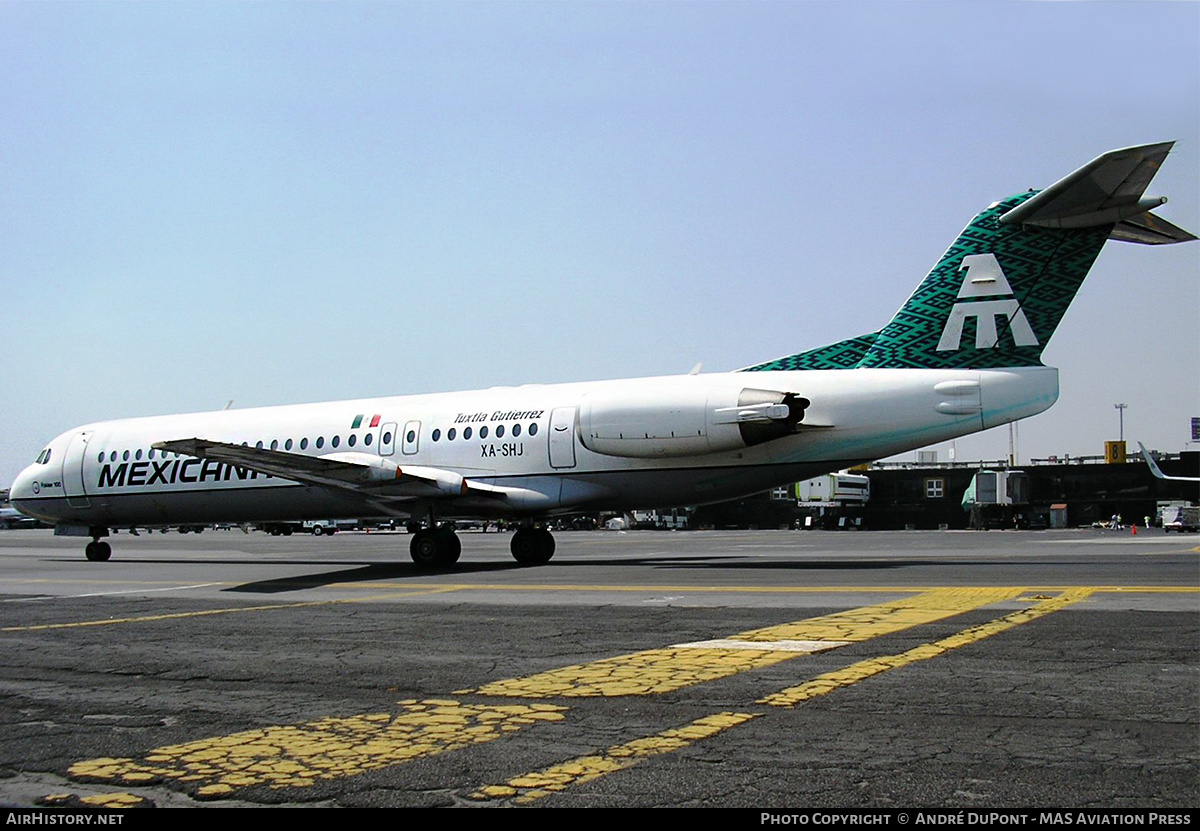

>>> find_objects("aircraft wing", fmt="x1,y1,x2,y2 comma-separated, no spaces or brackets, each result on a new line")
152,438,475,499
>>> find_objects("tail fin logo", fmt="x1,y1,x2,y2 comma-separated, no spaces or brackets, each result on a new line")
935,253,1039,352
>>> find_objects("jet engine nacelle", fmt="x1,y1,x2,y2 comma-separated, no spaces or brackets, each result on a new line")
578,385,809,459
322,453,466,494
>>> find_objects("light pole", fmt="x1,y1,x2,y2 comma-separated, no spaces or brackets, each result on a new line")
1114,403,1127,442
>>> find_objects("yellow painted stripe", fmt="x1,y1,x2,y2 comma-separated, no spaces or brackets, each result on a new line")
60,585,1104,802
69,699,567,797
732,586,1025,643
471,711,758,804
461,588,1024,699
759,588,1095,707
80,792,152,808
463,646,806,698
473,588,1097,804
1,588,460,632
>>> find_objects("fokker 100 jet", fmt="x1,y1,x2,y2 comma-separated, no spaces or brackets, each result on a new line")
11,143,1195,566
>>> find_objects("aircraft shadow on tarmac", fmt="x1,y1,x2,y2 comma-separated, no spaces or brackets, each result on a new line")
43,553,1084,594
224,560,529,593
220,556,992,594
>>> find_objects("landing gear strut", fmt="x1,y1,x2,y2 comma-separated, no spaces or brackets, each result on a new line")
510,526,555,565
409,524,462,568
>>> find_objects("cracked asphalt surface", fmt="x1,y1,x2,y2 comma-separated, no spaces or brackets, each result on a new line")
0,528,1196,808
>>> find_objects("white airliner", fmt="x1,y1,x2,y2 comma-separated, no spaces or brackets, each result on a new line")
11,143,1195,566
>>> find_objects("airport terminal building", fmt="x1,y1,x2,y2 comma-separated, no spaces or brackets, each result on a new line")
691,451,1200,531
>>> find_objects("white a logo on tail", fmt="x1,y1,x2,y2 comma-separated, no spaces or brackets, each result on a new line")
936,253,1039,352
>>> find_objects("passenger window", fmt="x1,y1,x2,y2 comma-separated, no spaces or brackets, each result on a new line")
110,451,117,462
512,424,521,437
270,440,279,450
122,450,130,461
364,433,373,446
348,434,357,447
464,427,472,440
528,422,538,436
432,429,441,442
406,429,416,443
149,449,156,459
448,428,456,441
332,436,340,448
496,425,505,438
97,452,104,463
316,437,324,449
300,438,308,450
285,439,293,451
383,431,392,444
480,426,488,439
136,449,143,460
256,441,264,450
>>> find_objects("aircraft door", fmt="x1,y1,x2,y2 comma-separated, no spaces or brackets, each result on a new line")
548,407,577,469
401,421,420,455
380,422,397,456
62,431,92,509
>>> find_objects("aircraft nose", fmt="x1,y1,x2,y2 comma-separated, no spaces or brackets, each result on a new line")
10,460,57,522
9,464,39,511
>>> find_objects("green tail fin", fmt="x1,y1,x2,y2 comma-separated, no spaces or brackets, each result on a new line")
744,142,1194,373
745,331,880,372
857,194,1110,369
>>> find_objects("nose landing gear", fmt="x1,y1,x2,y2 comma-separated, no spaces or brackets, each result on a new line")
84,529,112,562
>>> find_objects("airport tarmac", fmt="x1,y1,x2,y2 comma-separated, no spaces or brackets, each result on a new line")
0,527,1196,809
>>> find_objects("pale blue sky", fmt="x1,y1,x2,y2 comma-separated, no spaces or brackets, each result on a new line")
3,1,1197,485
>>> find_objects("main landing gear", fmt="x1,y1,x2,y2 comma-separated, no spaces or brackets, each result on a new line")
406,523,557,567
409,525,462,568
510,526,555,565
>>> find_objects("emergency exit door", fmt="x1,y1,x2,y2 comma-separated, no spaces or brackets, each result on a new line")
548,408,577,469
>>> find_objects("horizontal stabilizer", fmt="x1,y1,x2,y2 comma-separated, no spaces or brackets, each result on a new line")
999,142,1184,234
1110,210,1198,245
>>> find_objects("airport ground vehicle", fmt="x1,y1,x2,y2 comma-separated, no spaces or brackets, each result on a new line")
1161,505,1200,533
303,519,359,536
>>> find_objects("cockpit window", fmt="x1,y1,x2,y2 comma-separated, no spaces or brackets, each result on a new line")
36,448,52,465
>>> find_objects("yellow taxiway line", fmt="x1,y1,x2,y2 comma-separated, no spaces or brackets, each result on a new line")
65,586,1077,801
474,588,1098,803
0,588,461,631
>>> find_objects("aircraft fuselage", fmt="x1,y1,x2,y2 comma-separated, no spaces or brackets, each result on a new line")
12,366,1057,528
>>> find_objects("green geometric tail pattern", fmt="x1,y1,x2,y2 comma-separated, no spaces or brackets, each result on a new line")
743,332,880,372
743,191,1113,372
